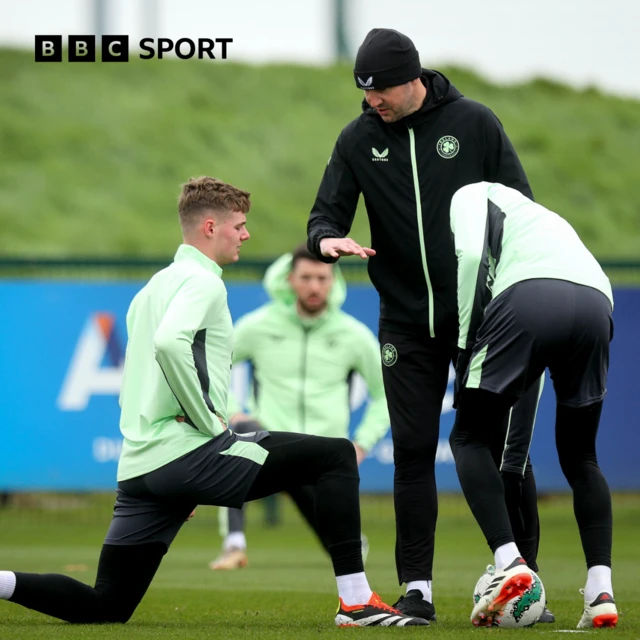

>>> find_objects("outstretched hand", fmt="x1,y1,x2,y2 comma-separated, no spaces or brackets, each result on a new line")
320,238,376,260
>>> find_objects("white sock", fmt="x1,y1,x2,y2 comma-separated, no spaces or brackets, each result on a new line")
407,580,432,602
223,532,247,551
494,542,521,570
584,565,613,602
0,572,16,600
336,572,373,606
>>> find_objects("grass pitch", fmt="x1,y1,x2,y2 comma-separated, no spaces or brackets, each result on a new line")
0,493,638,638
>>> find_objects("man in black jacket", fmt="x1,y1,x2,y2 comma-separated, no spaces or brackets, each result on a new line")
307,28,551,622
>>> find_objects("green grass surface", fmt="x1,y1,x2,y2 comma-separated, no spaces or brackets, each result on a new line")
1,50,640,261
0,493,638,638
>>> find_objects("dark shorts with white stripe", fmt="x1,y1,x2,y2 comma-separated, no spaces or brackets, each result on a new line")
104,430,269,548
463,278,613,408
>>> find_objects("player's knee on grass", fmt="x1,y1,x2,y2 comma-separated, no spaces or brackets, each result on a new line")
92,542,167,623
93,590,140,623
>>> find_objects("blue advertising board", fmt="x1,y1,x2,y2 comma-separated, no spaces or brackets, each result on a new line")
1,281,638,492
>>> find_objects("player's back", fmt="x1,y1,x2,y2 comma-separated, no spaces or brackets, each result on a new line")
118,259,217,481
452,182,613,307
488,183,612,305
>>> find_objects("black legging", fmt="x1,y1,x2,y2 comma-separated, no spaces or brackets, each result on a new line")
555,401,612,568
450,389,612,568
226,420,329,552
10,432,362,623
12,543,165,624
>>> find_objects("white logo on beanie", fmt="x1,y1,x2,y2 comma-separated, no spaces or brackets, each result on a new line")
357,76,374,88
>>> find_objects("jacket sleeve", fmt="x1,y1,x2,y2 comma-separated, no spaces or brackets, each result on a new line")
232,313,257,364
351,323,390,452
450,186,492,351
307,132,361,263
227,314,258,416
482,108,534,200
154,274,226,438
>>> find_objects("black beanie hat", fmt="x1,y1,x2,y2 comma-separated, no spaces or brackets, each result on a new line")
353,28,421,90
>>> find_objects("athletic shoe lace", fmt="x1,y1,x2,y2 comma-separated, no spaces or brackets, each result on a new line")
370,592,401,615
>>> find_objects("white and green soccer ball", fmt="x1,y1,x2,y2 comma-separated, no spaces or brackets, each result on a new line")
473,564,497,606
472,564,546,628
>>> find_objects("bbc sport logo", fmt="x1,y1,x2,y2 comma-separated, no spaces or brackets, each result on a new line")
35,35,233,62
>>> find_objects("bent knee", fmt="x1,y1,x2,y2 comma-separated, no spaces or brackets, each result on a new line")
94,593,140,624
97,604,136,624
324,437,357,470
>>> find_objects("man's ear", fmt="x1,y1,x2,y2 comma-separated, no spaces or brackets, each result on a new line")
203,217,216,237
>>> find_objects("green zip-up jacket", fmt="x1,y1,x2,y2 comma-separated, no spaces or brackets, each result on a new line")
117,244,232,481
228,254,390,452
450,182,614,351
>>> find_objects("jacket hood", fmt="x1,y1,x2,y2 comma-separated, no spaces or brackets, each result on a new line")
263,253,347,313
361,68,463,118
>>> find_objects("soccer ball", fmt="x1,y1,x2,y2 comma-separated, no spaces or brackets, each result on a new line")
472,564,546,628
473,564,497,605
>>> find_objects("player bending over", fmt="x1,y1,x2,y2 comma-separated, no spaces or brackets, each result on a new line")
449,182,617,629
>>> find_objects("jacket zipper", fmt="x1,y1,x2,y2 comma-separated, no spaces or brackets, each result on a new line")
299,327,310,431
407,124,436,338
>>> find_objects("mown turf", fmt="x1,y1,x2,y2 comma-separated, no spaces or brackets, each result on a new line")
0,493,638,638
1,50,640,262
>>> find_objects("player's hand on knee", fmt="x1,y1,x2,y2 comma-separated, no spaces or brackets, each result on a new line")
229,412,253,426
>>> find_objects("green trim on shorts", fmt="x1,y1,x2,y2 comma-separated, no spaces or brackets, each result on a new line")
219,440,269,465
466,344,489,389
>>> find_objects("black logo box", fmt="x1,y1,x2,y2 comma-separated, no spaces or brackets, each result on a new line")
35,36,129,62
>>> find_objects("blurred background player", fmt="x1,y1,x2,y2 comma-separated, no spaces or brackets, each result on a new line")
210,244,390,570
449,182,617,628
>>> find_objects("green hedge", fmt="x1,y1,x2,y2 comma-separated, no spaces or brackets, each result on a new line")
1,50,639,258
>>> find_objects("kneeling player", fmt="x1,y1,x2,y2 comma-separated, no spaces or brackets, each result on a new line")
0,177,426,628
448,182,617,629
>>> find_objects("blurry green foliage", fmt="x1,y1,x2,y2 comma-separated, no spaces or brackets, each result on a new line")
0,51,639,259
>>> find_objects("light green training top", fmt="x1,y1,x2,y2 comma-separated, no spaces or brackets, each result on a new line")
450,182,614,350
117,244,232,481
227,253,390,452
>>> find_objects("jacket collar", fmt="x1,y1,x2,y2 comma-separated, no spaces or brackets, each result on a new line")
173,244,223,277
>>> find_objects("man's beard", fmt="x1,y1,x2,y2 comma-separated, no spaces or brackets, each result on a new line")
299,298,327,316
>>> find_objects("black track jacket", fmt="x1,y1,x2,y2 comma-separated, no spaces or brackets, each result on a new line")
307,69,533,338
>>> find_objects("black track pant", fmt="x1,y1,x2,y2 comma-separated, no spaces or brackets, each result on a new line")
9,432,362,623
380,329,543,583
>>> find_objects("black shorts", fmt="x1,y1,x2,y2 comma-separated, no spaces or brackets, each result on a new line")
104,429,270,548
463,279,613,407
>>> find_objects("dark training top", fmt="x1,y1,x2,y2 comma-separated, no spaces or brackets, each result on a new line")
308,69,532,337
